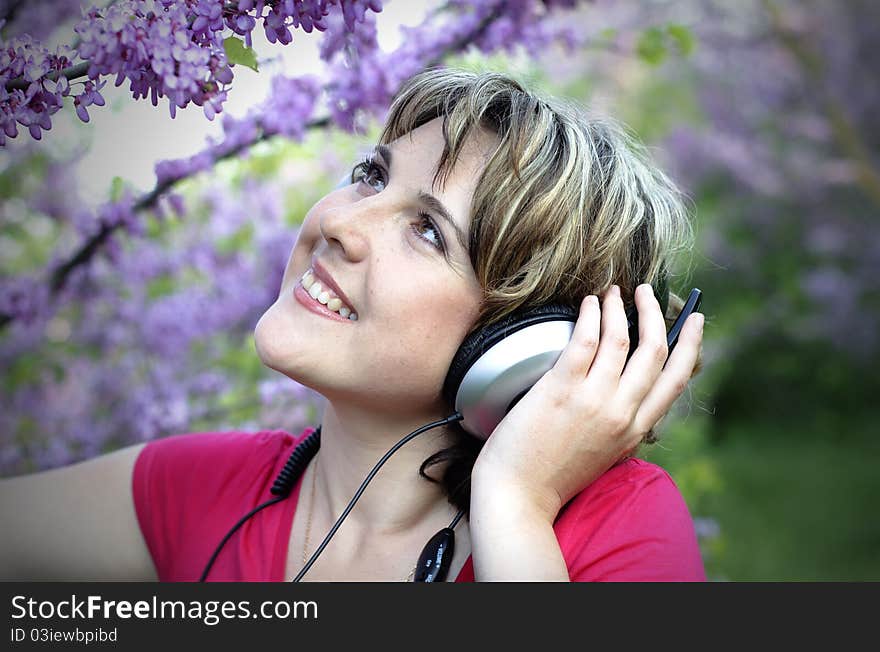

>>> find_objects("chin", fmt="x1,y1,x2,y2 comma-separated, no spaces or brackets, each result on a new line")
253,305,333,394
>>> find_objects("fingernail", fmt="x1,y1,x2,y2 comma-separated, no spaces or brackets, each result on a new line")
697,313,705,331
611,284,620,297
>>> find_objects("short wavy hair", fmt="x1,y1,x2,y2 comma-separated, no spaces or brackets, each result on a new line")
376,66,701,514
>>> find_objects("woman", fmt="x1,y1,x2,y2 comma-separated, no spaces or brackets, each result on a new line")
0,68,706,581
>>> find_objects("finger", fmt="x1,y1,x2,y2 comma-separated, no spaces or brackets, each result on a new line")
583,284,630,389
632,311,704,433
553,293,601,379
617,283,669,407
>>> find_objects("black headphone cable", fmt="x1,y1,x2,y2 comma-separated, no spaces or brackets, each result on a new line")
293,411,464,582
200,411,464,582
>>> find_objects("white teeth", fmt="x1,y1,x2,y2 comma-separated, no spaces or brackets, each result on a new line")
300,268,357,319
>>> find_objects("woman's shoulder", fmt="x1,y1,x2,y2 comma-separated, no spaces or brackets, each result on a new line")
557,456,691,527
132,426,315,582
577,456,678,498
139,426,312,462
554,457,706,581
134,426,315,491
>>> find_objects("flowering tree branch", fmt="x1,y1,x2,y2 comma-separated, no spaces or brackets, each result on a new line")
3,1,239,93
4,60,90,92
0,1,386,141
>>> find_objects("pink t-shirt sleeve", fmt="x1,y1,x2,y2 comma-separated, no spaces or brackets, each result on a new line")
131,429,300,581
555,458,706,582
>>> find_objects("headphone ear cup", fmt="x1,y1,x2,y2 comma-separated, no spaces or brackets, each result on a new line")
444,298,651,438
442,325,493,409
442,303,578,438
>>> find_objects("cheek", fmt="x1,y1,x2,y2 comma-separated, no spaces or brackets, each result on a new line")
389,287,478,360
294,193,338,248
295,211,323,252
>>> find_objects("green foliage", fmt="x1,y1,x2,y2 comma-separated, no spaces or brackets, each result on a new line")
643,361,880,581
666,24,696,57
216,222,254,255
597,27,619,43
643,412,723,500
637,27,667,64
186,332,267,431
145,274,176,300
0,151,50,200
636,24,696,65
618,71,705,142
701,421,880,581
109,176,126,202
223,36,259,72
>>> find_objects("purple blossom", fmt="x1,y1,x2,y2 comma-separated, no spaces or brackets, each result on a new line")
0,143,321,474
693,517,721,541
0,0,382,145
0,276,50,325
258,74,322,138
0,35,75,144
97,192,141,235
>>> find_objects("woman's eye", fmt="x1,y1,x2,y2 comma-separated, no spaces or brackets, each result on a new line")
351,159,385,190
412,213,444,251
348,157,446,254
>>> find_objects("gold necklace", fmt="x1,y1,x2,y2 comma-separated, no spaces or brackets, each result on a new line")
301,455,418,582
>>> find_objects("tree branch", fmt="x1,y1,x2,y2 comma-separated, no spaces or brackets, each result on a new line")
5,61,90,92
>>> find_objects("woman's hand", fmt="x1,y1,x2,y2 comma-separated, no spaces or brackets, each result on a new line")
471,283,705,522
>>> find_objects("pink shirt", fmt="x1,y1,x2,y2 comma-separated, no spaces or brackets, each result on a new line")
132,427,706,582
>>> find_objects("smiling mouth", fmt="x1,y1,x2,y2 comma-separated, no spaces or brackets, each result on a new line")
295,269,358,321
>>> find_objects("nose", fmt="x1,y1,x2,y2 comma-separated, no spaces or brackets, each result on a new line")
318,187,389,263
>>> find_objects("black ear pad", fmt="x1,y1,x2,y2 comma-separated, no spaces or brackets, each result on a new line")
442,302,579,409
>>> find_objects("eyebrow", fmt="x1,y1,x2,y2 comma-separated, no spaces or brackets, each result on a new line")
374,144,469,254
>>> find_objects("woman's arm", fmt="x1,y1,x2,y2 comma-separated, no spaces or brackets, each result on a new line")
469,461,569,581
0,443,158,581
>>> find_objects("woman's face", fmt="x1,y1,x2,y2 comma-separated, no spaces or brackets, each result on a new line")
255,117,498,416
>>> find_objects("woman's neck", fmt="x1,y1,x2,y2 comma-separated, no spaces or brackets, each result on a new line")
312,400,460,535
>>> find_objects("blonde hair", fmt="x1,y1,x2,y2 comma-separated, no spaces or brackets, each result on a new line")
377,67,701,508
379,68,697,342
